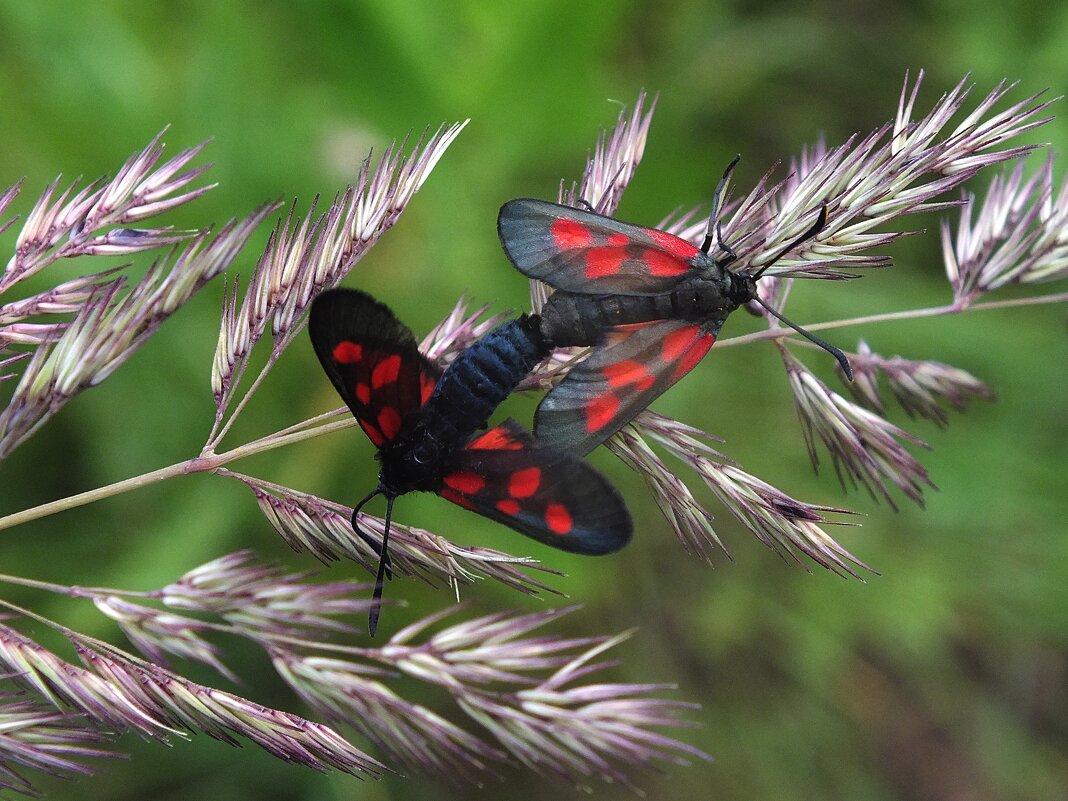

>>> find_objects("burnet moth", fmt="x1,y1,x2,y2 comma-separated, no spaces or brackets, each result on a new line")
498,158,851,455
309,288,632,635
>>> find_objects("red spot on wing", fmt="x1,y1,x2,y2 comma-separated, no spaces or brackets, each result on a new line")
661,325,700,361
672,333,716,380
508,467,541,498
606,233,629,246
440,487,475,510
469,428,523,450
371,355,401,388
551,217,593,249
360,420,384,446
332,341,363,363
419,372,436,405
642,248,691,277
584,247,627,279
648,229,700,259
496,499,521,516
377,407,401,440
546,503,573,535
443,472,486,495
603,359,655,391
585,392,620,433
355,383,371,404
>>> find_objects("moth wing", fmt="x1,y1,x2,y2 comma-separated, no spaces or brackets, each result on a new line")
309,288,439,447
533,319,717,455
438,420,632,555
498,198,703,296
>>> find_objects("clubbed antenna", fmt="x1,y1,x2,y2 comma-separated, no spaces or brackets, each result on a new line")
366,494,395,638
752,205,828,279
752,294,853,379
747,204,853,378
349,487,392,636
701,154,741,255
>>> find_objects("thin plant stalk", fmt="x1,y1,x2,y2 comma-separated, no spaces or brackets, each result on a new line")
0,417,358,532
3,287,1061,534
717,290,1068,350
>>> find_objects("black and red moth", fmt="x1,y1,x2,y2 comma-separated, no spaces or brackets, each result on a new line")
498,195,850,456
309,288,632,634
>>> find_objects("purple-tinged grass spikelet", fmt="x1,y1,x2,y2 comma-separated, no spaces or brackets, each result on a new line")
93,596,238,683
693,72,1055,281
842,340,995,427
784,349,934,509
228,474,560,596
74,640,385,776
693,460,868,578
0,181,23,237
0,620,384,778
1,133,216,294
561,90,657,217
943,154,1068,305
210,122,468,430
0,624,179,739
530,93,656,312
607,425,727,563
0,204,274,459
452,630,709,791
273,648,506,782
159,550,369,637
0,696,118,797
620,411,866,575
419,296,508,366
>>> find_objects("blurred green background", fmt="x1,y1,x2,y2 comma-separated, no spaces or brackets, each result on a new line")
1,1,1066,799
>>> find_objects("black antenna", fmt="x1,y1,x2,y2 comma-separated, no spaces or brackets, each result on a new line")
751,296,853,379
752,206,828,280
351,487,396,636
367,494,395,638
700,160,849,378
350,487,382,527
351,487,392,578
701,154,741,255
745,204,852,379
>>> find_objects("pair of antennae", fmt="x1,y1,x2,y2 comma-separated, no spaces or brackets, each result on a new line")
701,156,853,380
352,488,395,637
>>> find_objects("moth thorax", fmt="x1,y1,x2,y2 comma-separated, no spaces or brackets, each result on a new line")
727,271,758,305
380,429,450,494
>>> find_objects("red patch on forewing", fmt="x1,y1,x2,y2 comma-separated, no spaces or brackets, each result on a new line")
419,372,436,405
508,467,541,498
371,355,401,388
585,392,620,433
551,217,593,249
661,325,700,361
603,359,655,391
648,228,700,259
606,233,629,246
672,333,715,380
545,503,573,535
359,420,384,446
355,383,371,404
332,341,363,363
468,427,523,450
440,487,474,510
584,247,627,279
377,407,401,440
496,499,521,516
642,248,690,277
443,472,486,495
